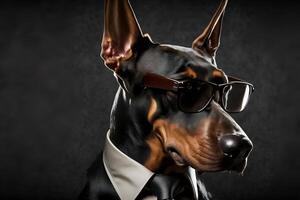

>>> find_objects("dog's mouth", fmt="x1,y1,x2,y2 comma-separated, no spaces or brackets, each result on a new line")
167,147,187,166
227,158,248,174
166,146,248,174
166,145,223,172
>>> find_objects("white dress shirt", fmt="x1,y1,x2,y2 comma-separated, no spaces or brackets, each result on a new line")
103,131,201,200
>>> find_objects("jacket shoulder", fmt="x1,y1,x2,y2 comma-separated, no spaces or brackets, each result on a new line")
79,152,120,200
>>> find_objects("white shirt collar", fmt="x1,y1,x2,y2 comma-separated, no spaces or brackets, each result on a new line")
103,131,154,200
103,130,199,200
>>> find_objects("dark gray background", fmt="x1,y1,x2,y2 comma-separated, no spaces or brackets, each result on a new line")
1,0,299,199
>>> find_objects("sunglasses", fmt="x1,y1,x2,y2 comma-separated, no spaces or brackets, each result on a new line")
143,73,254,113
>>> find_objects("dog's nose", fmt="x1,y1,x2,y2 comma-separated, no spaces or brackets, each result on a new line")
218,134,253,160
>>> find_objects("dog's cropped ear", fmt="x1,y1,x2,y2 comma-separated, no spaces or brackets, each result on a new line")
192,0,228,58
101,0,150,72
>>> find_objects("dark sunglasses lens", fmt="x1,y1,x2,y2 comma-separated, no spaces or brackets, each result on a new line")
178,82,214,112
222,83,253,112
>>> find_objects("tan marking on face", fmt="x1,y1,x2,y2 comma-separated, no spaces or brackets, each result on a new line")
150,118,223,172
144,134,166,171
184,67,198,79
147,97,157,122
212,69,223,78
211,69,228,84
145,131,188,173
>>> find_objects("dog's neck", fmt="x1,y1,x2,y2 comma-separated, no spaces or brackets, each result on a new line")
109,87,153,166
109,87,180,173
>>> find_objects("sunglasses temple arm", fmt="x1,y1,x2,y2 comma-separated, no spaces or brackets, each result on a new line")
143,73,180,91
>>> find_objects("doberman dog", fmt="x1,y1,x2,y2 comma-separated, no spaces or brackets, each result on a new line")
79,0,254,199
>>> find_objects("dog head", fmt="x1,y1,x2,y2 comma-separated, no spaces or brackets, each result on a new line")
101,0,253,174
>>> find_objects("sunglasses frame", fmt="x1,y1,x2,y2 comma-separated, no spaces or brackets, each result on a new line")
142,73,254,113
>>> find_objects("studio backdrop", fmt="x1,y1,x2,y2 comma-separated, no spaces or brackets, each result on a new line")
0,0,299,199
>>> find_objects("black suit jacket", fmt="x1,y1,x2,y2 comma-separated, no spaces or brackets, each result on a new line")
79,152,209,200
